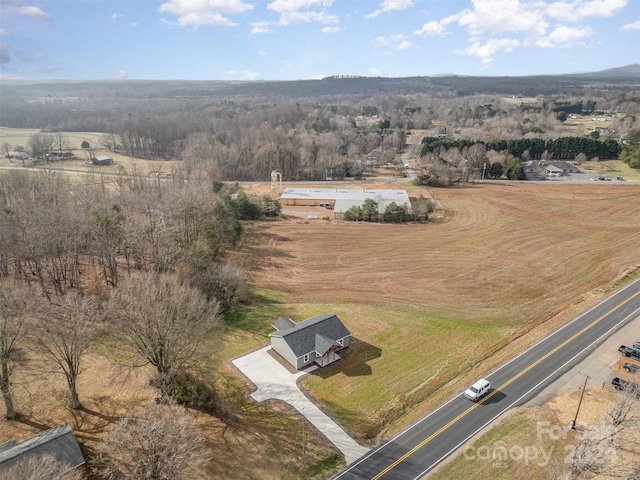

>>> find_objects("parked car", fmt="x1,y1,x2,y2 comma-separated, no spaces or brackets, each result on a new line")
464,378,491,402
618,345,640,360
633,341,640,350
623,363,639,374
611,377,640,398
612,377,630,390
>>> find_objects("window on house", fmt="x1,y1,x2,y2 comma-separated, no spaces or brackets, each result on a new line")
337,338,344,346
303,353,310,363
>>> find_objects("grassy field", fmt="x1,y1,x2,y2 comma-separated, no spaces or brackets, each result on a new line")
0,127,172,174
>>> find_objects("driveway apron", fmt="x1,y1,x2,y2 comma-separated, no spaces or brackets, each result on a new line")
232,346,369,464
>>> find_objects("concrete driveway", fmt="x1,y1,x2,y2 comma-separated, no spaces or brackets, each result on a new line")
232,346,369,464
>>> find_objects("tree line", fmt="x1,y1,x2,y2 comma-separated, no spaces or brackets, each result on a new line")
0,164,283,419
2,80,639,185
421,135,621,161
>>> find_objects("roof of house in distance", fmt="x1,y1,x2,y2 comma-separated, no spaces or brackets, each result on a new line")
280,188,411,212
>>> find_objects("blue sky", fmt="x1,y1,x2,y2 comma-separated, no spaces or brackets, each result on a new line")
1,0,639,81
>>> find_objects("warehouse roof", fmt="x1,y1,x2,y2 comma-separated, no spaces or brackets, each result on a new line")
280,188,411,212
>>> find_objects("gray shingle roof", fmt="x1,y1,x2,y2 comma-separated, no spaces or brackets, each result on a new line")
270,314,350,357
273,317,296,330
0,423,85,477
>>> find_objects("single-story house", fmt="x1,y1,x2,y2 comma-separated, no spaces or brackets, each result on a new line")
270,314,350,370
279,188,412,221
5,151,29,161
92,155,113,166
0,422,85,477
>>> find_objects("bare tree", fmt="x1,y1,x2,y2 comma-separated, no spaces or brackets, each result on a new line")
0,279,39,419
2,142,11,162
107,273,220,399
96,402,209,480
53,132,70,154
567,387,640,479
35,292,99,410
28,133,54,161
101,133,119,152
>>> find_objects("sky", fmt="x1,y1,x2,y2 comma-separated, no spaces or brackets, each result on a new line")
0,0,639,81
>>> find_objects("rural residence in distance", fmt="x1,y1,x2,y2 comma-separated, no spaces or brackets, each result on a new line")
270,314,351,370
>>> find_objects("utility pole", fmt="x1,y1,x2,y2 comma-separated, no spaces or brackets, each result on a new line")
571,375,589,429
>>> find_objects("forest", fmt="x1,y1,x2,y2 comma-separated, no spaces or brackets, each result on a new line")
2,67,640,183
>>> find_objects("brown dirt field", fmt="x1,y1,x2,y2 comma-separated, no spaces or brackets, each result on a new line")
243,183,640,318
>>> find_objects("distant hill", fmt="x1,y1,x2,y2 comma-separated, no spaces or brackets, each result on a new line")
563,63,640,80
1,65,639,108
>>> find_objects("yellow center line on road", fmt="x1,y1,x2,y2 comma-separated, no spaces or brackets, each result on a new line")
372,288,640,480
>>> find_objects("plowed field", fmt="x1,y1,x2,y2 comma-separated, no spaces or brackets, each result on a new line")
244,182,639,325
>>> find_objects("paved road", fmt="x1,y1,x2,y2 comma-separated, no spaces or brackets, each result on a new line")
334,277,640,480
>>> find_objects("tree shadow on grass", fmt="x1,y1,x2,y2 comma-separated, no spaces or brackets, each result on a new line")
13,415,50,432
237,232,296,273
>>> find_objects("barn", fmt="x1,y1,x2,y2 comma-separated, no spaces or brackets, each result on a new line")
92,156,113,166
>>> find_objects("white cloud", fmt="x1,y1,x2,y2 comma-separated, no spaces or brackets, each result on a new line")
268,0,334,13
111,12,123,22
110,69,128,79
459,38,520,63
240,70,261,80
366,0,412,19
549,0,627,21
251,21,272,34
375,34,410,50
267,0,337,25
621,20,640,30
321,26,340,33
5,4,52,21
536,25,594,47
276,10,337,25
227,69,238,76
414,20,447,37
158,0,253,28
420,0,628,64
456,0,547,37
258,51,268,57
370,67,382,75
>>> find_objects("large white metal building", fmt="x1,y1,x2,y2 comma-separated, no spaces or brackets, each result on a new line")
279,187,412,220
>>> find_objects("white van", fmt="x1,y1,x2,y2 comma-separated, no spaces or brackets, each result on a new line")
464,378,491,402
